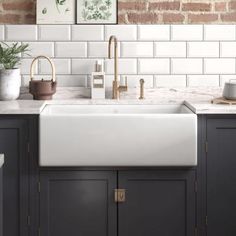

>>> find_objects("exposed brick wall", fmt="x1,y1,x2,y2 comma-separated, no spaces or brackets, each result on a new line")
0,0,235,24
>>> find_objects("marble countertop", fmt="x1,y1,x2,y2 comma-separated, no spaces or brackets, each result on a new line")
1,87,236,114
0,154,4,168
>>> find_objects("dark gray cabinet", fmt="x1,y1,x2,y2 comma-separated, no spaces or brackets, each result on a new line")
118,170,196,236
0,155,3,236
39,169,196,236
40,171,117,236
206,118,236,236
0,119,29,236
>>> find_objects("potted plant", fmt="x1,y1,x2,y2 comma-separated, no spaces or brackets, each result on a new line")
0,43,30,100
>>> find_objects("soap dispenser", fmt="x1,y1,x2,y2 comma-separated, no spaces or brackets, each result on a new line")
91,60,105,99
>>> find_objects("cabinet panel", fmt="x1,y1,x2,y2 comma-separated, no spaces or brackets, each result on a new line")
0,163,2,236
207,119,236,236
118,170,196,236
0,120,28,236
40,171,117,236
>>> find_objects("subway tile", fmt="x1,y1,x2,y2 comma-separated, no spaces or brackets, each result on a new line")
55,42,87,58
121,42,153,57
105,25,137,41
187,75,219,87
105,59,137,74
220,75,236,87
155,42,186,57
56,75,87,87
172,59,203,74
0,25,4,40
138,25,170,41
39,25,70,41
20,59,37,74
138,59,170,74
155,75,187,87
72,25,104,41
24,42,54,57
72,59,99,74
88,42,120,58
6,25,37,41
171,25,203,41
39,59,71,75
221,42,236,57
204,59,235,74
188,42,219,58
204,25,236,41
121,75,154,88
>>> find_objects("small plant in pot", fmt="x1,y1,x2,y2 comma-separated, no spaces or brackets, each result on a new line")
0,43,30,101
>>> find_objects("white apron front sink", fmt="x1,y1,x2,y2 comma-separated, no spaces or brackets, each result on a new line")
40,104,197,166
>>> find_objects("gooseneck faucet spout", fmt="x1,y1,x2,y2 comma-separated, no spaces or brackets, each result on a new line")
108,35,127,99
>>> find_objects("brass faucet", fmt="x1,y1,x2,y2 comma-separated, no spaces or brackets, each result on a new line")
139,79,145,100
108,35,128,99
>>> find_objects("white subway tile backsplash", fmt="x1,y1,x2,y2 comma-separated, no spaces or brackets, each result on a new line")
1,24,235,88
39,59,71,75
105,59,137,74
55,42,87,58
155,42,186,58
121,75,154,88
0,26,4,40
155,75,187,87
39,25,70,41
72,25,104,41
220,75,236,87
88,42,120,58
204,25,236,41
24,42,54,57
121,42,153,57
188,42,219,58
72,59,98,74
105,25,137,41
138,25,170,41
187,75,219,87
139,59,170,74
172,59,203,74
221,42,236,57
204,59,236,74
171,25,203,41
6,25,37,41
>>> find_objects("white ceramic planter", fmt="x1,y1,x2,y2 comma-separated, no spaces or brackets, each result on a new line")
0,69,21,101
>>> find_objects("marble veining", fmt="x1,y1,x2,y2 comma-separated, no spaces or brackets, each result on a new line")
1,87,236,114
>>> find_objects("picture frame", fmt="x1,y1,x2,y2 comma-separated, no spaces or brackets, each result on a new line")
37,0,76,24
76,0,118,24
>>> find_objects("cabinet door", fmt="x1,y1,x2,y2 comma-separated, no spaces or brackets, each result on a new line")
0,164,2,236
0,119,29,236
118,170,196,236
207,119,236,236
40,171,117,236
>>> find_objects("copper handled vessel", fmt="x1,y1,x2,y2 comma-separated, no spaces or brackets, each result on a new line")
29,55,57,100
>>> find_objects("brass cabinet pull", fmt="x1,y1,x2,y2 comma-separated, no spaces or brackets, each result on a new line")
114,189,126,203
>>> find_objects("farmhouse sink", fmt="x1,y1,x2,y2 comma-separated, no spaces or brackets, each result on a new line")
39,104,197,166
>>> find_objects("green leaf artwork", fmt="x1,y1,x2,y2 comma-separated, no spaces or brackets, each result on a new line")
82,0,113,21
56,0,67,13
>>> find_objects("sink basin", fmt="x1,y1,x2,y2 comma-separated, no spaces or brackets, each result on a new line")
40,104,197,166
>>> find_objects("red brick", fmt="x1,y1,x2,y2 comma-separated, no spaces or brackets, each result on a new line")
149,1,180,11
118,2,146,11
0,13,21,24
163,13,184,23
182,3,211,12
215,2,227,11
2,1,34,11
127,12,158,24
229,1,236,10
188,14,218,23
221,12,236,22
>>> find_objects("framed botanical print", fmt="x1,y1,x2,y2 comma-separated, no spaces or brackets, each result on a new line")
77,0,117,24
37,0,76,24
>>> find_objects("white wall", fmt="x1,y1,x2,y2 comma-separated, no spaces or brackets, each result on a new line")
2,24,236,88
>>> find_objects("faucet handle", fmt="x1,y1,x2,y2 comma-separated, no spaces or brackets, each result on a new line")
139,79,145,100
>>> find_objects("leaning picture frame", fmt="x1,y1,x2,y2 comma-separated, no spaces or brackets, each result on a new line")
37,0,76,24
77,0,118,24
